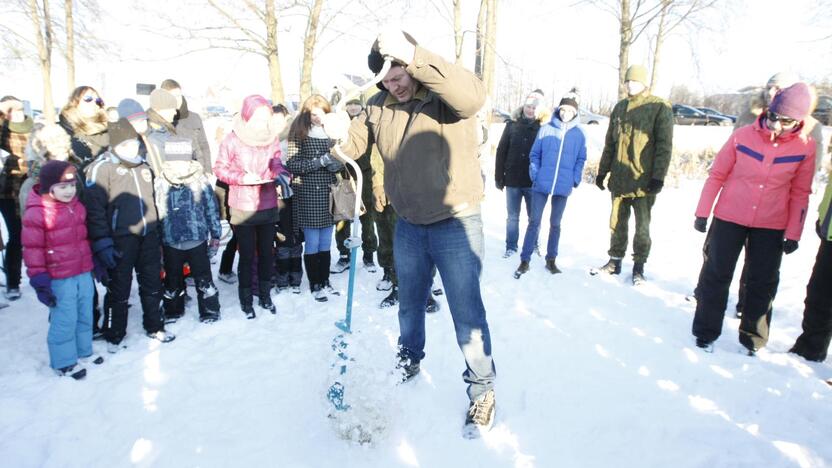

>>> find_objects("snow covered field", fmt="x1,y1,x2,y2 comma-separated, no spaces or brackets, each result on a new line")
1,159,831,467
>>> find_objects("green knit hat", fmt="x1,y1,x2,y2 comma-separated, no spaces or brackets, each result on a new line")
625,65,649,86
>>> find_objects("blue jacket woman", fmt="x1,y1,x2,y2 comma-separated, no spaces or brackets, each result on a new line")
516,93,587,277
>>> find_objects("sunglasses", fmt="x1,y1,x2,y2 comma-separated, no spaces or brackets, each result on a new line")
82,95,104,106
766,110,797,127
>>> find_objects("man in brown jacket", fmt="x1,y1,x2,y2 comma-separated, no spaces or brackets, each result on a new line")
323,29,496,438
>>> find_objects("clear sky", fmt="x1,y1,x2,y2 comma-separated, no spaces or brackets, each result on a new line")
2,0,829,112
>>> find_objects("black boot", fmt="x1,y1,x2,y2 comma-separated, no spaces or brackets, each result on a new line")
426,295,440,313
590,258,622,276
275,257,291,290
196,279,220,323
239,287,255,319
545,257,561,274
258,281,276,314
162,287,184,324
632,262,646,285
319,251,340,295
303,254,319,293
289,256,303,292
514,260,530,279
380,285,399,308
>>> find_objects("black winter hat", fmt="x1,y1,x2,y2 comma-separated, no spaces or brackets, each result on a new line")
108,118,139,148
39,160,77,195
368,31,419,91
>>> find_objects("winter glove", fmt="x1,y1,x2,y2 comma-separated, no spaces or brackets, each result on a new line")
321,111,351,142
30,273,56,307
374,188,388,213
376,28,416,65
275,173,293,199
595,173,607,191
319,153,336,167
495,180,504,191
694,217,707,233
783,239,799,255
324,155,344,172
646,178,664,194
573,181,579,188
92,258,110,285
208,238,220,258
92,238,120,270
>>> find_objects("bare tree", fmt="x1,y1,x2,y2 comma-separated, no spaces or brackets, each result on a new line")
64,0,74,90
299,0,324,103
28,0,57,122
474,0,486,77
648,0,718,94
453,0,463,64
482,0,496,96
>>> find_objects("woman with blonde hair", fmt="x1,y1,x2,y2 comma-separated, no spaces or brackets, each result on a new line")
285,94,343,302
59,86,109,168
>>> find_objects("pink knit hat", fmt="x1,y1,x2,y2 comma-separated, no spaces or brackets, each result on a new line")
240,95,271,122
769,82,812,121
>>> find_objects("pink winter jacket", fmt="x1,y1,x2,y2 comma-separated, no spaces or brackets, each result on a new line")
22,187,94,279
213,131,287,212
696,117,816,240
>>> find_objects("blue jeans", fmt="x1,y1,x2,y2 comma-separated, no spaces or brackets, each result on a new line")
521,192,568,262
505,186,533,252
48,273,94,370
394,214,496,401
303,226,334,254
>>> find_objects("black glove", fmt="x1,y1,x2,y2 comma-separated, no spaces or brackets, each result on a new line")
783,239,799,255
694,217,707,233
595,173,607,191
646,178,664,194
495,180,504,191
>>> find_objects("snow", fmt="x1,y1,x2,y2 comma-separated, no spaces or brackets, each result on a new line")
1,159,832,467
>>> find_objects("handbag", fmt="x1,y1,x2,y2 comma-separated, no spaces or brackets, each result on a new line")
330,173,365,222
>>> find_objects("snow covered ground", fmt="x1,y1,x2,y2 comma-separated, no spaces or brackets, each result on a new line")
1,164,831,467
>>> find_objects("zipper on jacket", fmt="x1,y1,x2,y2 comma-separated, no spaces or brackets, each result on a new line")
111,208,119,232
131,167,148,236
548,119,569,196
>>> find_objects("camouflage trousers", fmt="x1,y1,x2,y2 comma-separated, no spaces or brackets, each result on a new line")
607,194,656,264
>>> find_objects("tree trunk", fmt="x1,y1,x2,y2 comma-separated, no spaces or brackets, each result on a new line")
30,0,56,122
299,0,324,104
617,0,632,100
482,0,497,96
649,0,670,94
474,0,486,78
65,0,75,91
453,0,463,64
265,0,285,105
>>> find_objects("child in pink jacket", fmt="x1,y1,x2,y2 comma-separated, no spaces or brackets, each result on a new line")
691,82,816,354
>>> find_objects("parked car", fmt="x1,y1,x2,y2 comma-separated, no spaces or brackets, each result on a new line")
580,108,608,125
697,107,737,123
813,95,832,126
204,105,231,119
672,104,732,126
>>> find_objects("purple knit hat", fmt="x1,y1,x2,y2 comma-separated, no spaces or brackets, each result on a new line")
769,82,812,121
39,160,77,195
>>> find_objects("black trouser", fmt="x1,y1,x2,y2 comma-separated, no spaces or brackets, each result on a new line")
275,199,303,288
219,232,238,275
791,238,832,361
375,203,398,285
692,219,784,350
235,222,276,296
0,199,22,289
104,232,165,345
163,243,220,319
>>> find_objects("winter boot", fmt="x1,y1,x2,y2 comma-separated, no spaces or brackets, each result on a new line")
514,260,530,279
363,252,377,273
218,271,237,284
319,251,340,296
239,287,256,319
545,257,561,274
377,268,394,291
258,281,276,314
331,254,350,273
289,256,303,292
303,254,319,293
463,390,496,439
147,330,176,343
380,285,399,308
590,258,622,276
502,248,517,259
162,287,185,324
196,279,221,323
632,262,646,285
695,337,714,353
396,348,421,382
275,257,291,291
56,364,87,380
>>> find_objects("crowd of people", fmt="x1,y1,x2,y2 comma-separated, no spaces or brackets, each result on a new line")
1,27,832,436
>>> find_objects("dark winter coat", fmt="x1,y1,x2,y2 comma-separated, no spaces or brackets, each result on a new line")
58,114,109,170
157,179,221,246
173,98,212,174
494,113,542,189
341,46,486,225
529,112,587,197
286,134,338,229
599,93,674,197
22,188,94,279
0,115,32,203
84,151,159,240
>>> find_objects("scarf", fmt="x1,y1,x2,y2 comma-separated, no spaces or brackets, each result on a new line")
232,114,279,147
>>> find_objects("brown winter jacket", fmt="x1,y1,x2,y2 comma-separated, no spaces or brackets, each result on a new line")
340,46,486,225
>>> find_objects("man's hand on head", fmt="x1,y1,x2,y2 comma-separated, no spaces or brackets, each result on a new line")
376,28,416,66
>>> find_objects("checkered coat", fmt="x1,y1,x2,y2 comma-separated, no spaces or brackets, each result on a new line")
285,136,337,229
